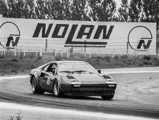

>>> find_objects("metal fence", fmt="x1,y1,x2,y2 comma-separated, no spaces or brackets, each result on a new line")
0,47,158,59
0,35,158,57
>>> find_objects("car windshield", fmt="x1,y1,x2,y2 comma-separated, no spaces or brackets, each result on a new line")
59,62,97,74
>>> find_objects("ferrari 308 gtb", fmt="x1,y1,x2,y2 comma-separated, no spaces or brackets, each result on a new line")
29,61,117,100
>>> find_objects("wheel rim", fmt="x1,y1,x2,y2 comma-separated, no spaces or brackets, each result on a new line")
54,82,59,96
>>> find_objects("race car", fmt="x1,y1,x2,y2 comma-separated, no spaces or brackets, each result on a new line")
29,61,117,100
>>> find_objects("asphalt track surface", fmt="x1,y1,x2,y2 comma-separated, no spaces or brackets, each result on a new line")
0,67,159,119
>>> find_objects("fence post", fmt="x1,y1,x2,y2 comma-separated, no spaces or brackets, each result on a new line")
40,48,42,56
126,41,129,54
54,50,56,56
89,53,91,58
14,47,17,56
36,50,38,56
23,48,26,56
3,47,6,55
67,52,70,58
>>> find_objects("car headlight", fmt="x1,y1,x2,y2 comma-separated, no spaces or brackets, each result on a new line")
73,85,81,87
71,81,81,84
106,79,116,84
71,82,81,87
66,76,81,87
62,76,80,84
102,75,116,83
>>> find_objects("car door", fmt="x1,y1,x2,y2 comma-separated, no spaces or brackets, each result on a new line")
46,63,58,92
39,63,53,91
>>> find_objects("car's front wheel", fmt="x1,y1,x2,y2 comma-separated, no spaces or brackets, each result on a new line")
53,80,63,97
31,76,44,94
101,95,114,100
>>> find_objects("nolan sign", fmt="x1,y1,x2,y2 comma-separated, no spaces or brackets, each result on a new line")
33,23,114,47
0,18,156,54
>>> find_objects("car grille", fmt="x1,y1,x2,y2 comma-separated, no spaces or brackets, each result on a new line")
69,88,115,96
80,86,107,91
71,84,116,91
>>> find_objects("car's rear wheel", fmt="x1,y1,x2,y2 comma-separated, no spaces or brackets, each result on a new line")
31,76,44,94
101,95,114,100
53,80,63,97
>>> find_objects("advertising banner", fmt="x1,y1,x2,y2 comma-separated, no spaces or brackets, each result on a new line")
0,18,156,54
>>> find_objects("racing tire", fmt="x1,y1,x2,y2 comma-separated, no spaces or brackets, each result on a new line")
31,76,44,94
101,95,114,100
53,80,64,97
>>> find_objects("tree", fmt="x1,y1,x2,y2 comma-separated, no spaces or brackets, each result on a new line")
0,0,118,22
141,0,159,22
118,0,129,21
35,0,48,19
47,0,65,20
5,0,26,18
89,0,116,21
24,0,37,19
0,0,8,17
70,0,88,20
129,0,142,22
60,0,72,20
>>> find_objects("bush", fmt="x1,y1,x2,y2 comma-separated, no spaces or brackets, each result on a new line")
155,59,159,66
114,55,120,60
143,55,151,61
55,55,62,61
0,55,4,59
11,58,19,62
121,55,128,59
10,69,17,74
103,55,111,62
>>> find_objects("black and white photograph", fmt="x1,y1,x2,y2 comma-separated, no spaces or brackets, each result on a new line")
0,0,159,120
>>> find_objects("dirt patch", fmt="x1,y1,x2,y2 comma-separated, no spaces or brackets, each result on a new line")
111,73,159,106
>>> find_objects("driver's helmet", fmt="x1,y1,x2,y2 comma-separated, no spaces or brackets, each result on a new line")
52,64,57,69
51,64,57,74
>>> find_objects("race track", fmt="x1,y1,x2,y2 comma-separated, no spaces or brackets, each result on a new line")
0,67,159,119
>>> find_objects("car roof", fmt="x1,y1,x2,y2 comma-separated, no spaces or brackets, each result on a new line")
38,61,89,69
51,61,88,64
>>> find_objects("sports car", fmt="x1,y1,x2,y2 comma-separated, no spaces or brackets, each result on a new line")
29,61,117,100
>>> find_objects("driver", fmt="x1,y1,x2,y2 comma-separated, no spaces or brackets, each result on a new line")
47,64,57,85
51,64,57,75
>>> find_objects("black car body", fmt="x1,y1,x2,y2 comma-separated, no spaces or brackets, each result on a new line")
29,61,117,100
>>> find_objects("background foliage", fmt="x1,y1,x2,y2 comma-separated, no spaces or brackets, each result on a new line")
0,54,159,75
0,0,159,22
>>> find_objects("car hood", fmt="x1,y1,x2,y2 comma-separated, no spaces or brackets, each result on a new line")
71,73,106,84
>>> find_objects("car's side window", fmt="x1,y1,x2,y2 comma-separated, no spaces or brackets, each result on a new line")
48,63,58,75
54,63,58,73
41,63,58,73
46,64,53,72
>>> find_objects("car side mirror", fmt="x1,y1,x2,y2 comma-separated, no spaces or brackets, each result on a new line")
40,72,45,77
97,69,101,74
